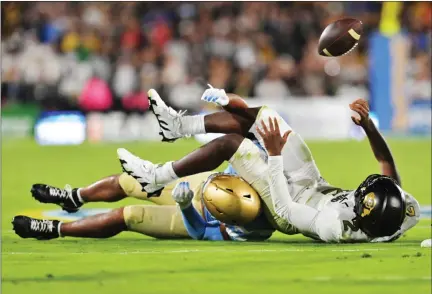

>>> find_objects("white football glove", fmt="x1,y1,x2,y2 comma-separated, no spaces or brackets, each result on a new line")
200,84,229,107
172,182,194,209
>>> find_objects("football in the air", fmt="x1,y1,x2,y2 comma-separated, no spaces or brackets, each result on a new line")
318,18,363,57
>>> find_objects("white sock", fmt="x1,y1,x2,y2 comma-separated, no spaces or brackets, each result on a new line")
58,222,63,238
155,161,179,185
76,188,85,204
180,115,206,135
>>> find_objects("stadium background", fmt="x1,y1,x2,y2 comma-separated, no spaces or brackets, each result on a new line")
1,2,431,294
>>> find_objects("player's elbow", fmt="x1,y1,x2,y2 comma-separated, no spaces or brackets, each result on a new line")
274,206,291,222
274,205,286,217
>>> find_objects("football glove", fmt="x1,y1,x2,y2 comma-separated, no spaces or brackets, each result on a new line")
172,181,194,209
200,84,229,107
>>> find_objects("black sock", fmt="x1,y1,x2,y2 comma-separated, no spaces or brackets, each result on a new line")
52,220,61,237
71,188,83,206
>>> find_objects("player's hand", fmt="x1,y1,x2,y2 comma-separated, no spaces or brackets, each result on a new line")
256,117,291,156
172,182,194,209
200,84,229,107
349,98,370,127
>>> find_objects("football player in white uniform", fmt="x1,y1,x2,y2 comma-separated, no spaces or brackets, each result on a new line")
118,88,420,243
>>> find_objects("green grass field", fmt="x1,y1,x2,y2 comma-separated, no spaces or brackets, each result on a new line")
2,138,431,294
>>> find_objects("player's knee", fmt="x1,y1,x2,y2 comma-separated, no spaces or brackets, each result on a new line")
248,107,262,120
123,205,145,229
108,175,121,190
216,134,245,157
118,173,137,196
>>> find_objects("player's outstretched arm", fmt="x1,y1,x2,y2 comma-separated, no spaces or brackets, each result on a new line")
350,99,401,185
172,182,225,241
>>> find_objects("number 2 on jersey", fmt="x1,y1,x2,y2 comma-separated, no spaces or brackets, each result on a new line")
343,217,360,232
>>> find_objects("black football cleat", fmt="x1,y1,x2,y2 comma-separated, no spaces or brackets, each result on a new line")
12,216,60,240
31,184,82,213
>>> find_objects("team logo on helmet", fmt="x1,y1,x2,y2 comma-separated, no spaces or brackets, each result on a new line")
406,205,415,217
361,192,377,217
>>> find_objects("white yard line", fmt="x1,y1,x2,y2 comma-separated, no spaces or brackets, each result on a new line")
309,276,431,282
3,247,425,256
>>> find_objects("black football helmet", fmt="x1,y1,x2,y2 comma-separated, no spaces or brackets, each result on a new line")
354,174,406,238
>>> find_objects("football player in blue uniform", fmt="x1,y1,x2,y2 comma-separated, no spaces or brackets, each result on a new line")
13,165,274,241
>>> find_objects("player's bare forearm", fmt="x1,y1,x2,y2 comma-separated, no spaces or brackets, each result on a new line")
362,118,401,185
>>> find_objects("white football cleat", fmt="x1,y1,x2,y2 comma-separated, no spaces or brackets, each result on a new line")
147,89,187,142
117,148,164,196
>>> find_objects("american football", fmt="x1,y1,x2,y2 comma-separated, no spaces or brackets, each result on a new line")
318,18,363,57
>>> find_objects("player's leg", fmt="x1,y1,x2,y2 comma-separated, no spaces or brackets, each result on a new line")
31,175,128,213
202,105,318,180
31,170,215,212
147,89,260,141
123,205,190,239
120,172,214,206
12,208,127,240
58,208,127,238
31,174,177,211
149,89,320,179
61,205,190,239
12,205,191,240
149,89,320,182
119,133,246,195
203,108,260,135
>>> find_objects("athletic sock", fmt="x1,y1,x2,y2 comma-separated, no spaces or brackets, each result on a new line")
72,188,84,205
180,115,205,136
57,221,63,238
155,162,179,185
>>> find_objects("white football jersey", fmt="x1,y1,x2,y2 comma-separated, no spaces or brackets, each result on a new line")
293,183,421,243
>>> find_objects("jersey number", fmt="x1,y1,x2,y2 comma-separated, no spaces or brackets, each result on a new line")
343,217,360,232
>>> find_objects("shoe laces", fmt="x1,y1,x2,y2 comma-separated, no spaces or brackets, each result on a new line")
167,107,187,118
49,185,72,200
30,219,55,233
166,108,191,138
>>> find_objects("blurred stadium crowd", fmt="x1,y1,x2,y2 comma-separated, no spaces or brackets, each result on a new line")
1,2,431,112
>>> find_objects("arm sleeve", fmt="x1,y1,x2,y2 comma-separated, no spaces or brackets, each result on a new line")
267,156,342,242
180,205,225,241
